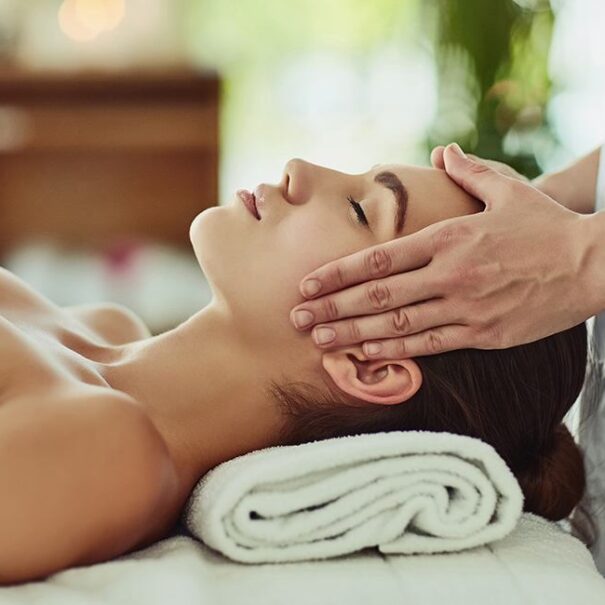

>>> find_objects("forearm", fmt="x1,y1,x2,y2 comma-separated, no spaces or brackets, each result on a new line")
578,209,605,318
533,147,602,214
534,145,605,317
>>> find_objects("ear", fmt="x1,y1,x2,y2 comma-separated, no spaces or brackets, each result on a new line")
321,346,422,405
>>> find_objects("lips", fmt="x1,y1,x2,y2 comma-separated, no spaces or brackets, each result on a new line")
237,189,260,220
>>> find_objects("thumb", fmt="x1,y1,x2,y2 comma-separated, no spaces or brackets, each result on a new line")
442,143,511,210
430,145,446,169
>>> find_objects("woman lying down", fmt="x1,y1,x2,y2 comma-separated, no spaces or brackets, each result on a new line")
0,158,588,584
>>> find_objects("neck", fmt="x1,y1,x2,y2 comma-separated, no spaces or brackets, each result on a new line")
98,302,284,494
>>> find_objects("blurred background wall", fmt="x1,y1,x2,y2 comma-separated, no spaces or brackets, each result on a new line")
0,0,603,334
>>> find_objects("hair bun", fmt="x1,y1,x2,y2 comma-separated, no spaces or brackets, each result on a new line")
516,424,586,521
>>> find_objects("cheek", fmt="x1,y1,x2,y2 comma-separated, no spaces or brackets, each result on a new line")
240,216,356,354
273,216,356,297
282,218,338,274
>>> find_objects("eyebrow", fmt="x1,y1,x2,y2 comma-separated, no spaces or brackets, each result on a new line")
373,170,408,236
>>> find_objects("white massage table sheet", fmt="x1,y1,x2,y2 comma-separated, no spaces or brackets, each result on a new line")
2,514,605,605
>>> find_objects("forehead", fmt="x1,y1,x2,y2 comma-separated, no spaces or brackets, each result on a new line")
369,162,483,235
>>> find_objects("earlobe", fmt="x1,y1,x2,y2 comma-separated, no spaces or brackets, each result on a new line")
321,348,422,406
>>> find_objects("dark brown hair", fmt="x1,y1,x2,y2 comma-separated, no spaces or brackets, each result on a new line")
270,321,591,533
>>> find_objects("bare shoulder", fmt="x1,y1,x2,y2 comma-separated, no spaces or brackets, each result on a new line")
64,301,152,344
75,389,180,526
73,392,180,560
0,389,179,583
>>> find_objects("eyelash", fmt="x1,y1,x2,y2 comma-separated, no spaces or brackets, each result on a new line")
347,195,368,226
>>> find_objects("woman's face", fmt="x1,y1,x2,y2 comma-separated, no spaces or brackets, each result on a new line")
189,158,482,380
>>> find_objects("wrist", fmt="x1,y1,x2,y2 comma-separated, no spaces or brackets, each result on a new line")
533,147,601,214
577,211,605,317
533,171,567,205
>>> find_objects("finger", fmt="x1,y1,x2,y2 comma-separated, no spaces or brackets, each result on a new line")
465,155,501,171
442,143,517,208
362,325,476,359
291,266,440,331
308,299,459,349
432,146,488,170
430,146,446,169
463,154,506,177
298,227,435,300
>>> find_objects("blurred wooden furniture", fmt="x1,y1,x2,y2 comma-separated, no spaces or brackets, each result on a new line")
0,69,220,259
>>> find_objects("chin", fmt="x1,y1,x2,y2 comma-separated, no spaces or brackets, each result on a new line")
188,206,229,295
190,205,230,263
189,204,256,312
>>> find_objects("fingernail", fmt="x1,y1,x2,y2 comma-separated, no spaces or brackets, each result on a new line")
364,342,383,356
293,310,314,329
313,327,335,345
450,143,466,158
302,279,321,298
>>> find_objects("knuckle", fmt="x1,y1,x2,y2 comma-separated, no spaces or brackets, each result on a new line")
364,247,392,278
485,322,505,348
449,252,491,289
432,226,455,252
467,160,492,176
468,311,489,333
432,223,472,253
394,337,408,358
390,307,412,335
465,324,484,347
473,319,501,349
458,162,494,193
321,296,340,321
334,262,347,290
366,280,393,311
453,262,480,287
427,331,444,354
348,319,363,343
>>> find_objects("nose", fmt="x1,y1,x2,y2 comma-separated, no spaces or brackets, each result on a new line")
282,158,310,205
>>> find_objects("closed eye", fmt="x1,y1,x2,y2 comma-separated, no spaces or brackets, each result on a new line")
347,195,369,227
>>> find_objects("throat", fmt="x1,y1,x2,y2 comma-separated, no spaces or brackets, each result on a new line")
98,305,284,502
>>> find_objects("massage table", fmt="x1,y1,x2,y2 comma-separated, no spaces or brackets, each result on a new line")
2,514,605,605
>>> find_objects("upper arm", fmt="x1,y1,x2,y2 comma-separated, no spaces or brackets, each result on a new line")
0,393,177,585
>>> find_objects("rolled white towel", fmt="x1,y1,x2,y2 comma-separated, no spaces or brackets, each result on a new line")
183,430,524,563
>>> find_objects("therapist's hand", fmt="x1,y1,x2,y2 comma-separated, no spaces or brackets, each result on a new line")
430,145,531,185
289,143,595,358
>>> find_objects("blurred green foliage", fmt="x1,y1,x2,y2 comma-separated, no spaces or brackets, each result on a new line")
428,0,556,177
186,0,416,60
186,0,557,178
